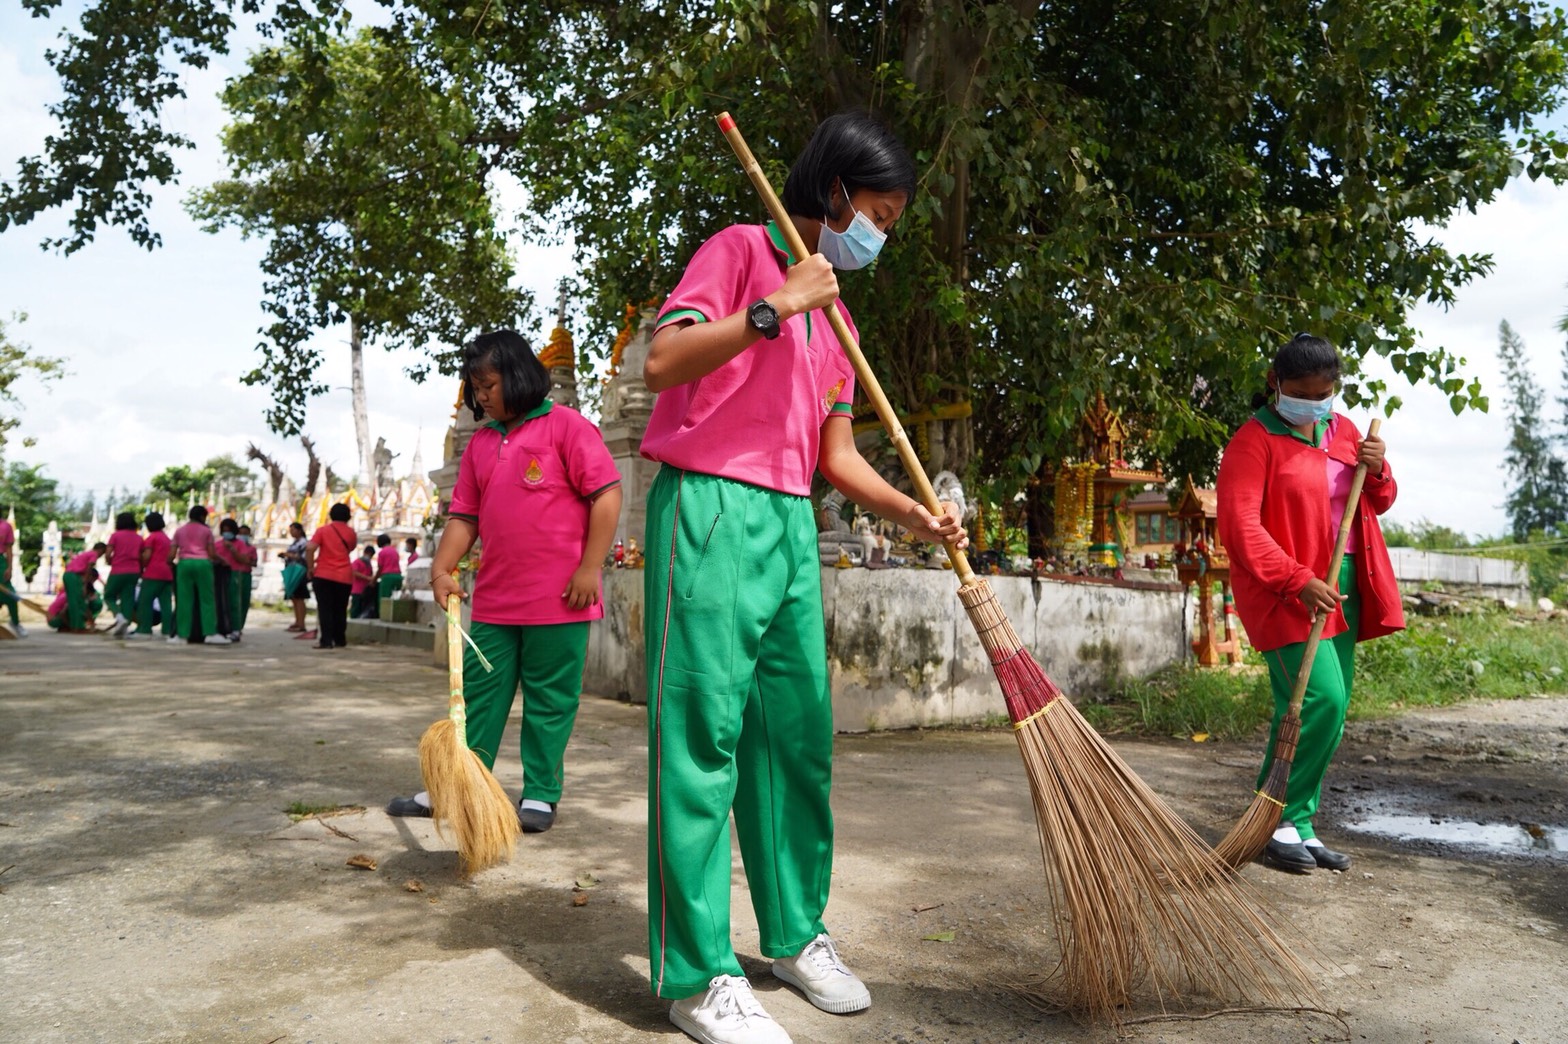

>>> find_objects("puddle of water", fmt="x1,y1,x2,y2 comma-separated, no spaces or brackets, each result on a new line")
1343,812,1568,856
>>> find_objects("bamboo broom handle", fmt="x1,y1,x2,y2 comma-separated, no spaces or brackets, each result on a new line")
715,112,978,587
1285,418,1383,718
446,591,466,726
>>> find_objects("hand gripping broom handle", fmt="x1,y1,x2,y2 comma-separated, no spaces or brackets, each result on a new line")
445,592,467,739
716,112,978,587
1285,418,1382,719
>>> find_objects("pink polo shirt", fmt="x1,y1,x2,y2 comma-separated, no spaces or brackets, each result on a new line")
172,522,213,560
351,557,373,594
449,401,621,626
66,550,99,574
230,540,257,574
142,531,174,582
107,530,143,574
46,590,66,621
642,222,858,496
376,545,402,576
0,519,13,555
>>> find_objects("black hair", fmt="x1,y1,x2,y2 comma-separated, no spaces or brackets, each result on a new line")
1251,332,1342,409
188,505,208,523
237,524,251,533
329,503,352,523
93,541,108,553
461,330,550,422
376,533,391,547
114,511,136,531
289,522,306,536
782,111,917,222
218,517,239,534
362,544,376,556
404,537,417,548
144,511,165,532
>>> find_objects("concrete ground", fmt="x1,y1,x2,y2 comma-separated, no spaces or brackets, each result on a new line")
1,610,1565,1044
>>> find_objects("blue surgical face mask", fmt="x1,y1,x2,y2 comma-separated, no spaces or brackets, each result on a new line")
222,532,236,541
817,198,887,271
1275,390,1334,425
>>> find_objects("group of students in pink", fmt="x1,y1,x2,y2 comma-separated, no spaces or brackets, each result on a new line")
45,506,258,644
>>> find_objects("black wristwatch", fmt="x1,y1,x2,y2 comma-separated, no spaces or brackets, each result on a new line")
747,298,782,340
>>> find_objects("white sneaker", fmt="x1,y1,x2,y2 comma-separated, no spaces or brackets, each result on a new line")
771,933,871,1014
669,975,792,1044
112,614,131,637
11,623,26,638
204,634,231,645
167,635,183,645
123,631,145,641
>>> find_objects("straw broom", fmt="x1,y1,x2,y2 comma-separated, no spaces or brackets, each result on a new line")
716,112,1316,1021
1213,419,1382,869
419,593,519,875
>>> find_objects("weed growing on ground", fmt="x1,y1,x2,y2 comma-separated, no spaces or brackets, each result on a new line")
1081,610,1568,741
284,801,362,820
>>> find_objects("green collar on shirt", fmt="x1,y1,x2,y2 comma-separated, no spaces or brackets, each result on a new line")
763,220,814,345
482,398,553,434
1253,403,1329,447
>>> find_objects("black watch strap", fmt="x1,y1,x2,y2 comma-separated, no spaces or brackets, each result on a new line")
748,298,782,340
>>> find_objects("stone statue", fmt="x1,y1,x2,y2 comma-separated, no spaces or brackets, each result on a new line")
372,437,398,492
931,470,972,523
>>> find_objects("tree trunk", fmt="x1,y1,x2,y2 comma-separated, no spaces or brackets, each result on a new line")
350,315,373,489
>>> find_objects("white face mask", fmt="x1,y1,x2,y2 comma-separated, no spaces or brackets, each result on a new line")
1275,390,1334,425
817,193,887,271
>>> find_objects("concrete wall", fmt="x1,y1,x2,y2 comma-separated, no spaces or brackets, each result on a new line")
1386,548,1530,602
585,567,1187,732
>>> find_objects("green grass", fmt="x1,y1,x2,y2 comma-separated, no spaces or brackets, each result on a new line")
283,801,362,821
1080,609,1568,741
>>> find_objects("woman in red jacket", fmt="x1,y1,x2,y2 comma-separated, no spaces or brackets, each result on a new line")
1217,333,1405,873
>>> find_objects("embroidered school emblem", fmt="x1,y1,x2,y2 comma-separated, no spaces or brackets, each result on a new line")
524,458,544,485
822,378,845,415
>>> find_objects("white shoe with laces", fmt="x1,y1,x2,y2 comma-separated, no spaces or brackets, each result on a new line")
771,933,871,1014
669,975,792,1044
203,634,231,645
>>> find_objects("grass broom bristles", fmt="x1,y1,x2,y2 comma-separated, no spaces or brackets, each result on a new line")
419,717,519,876
418,594,519,876
960,581,1317,1021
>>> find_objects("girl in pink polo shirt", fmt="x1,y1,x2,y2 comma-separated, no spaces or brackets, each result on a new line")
171,505,229,645
641,112,965,1044
134,511,176,639
229,524,258,639
0,515,22,636
61,543,107,632
349,545,375,619
387,330,622,836
104,512,143,638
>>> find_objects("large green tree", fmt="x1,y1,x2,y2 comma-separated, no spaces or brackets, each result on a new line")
1498,320,1567,539
7,0,1568,488
186,27,528,446
0,461,64,581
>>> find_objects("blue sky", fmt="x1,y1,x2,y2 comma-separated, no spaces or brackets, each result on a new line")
3,7,1567,539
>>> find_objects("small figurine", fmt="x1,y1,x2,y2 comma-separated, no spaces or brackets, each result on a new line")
613,538,625,568
834,548,853,569
625,537,644,569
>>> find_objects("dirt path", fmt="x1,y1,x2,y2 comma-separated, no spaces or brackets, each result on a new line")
1,615,1563,1043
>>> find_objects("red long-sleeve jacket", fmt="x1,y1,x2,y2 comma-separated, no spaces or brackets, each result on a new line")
1216,409,1405,652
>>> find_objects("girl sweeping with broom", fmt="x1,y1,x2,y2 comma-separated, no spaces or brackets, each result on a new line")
387,330,622,834
642,111,965,1044
1217,332,1405,874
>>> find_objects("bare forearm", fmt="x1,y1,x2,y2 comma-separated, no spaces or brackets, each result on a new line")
431,518,478,581
820,449,919,529
579,488,623,569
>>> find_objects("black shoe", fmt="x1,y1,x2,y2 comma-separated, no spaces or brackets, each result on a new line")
386,795,433,818
1261,839,1317,874
518,802,556,833
1307,842,1352,871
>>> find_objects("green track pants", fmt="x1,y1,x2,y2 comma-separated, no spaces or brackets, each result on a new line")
104,573,138,622
461,619,588,804
137,578,175,636
378,574,403,601
0,553,18,627
175,558,218,640
644,466,834,1000
64,572,91,630
231,572,252,632
1258,554,1360,840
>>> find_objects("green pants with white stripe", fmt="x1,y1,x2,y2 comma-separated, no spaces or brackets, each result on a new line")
64,572,91,630
644,466,835,1000
104,573,138,622
460,619,588,804
175,558,218,640
1257,554,1360,841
